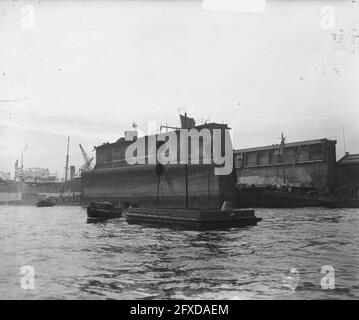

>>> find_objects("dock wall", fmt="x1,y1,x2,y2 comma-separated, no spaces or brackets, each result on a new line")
0,179,81,205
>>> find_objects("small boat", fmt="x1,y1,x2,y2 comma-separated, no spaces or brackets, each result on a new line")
125,207,261,230
36,199,55,207
87,201,123,220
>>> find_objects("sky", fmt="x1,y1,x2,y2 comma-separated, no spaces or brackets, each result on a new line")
0,0,358,178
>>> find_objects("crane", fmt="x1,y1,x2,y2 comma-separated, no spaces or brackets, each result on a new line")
79,144,94,173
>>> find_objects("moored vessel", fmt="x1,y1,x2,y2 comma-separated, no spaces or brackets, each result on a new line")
36,199,55,207
125,207,261,230
82,113,262,229
87,201,123,220
319,196,359,208
237,184,320,208
82,114,238,209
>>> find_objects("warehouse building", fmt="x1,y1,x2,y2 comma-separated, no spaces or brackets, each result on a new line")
336,153,359,192
234,138,337,192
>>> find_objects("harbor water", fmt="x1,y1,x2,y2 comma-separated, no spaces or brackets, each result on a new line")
0,206,358,300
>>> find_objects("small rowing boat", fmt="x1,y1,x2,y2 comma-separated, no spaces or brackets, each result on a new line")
36,199,55,207
87,201,123,220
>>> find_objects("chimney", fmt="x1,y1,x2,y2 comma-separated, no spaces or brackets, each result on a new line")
70,166,75,180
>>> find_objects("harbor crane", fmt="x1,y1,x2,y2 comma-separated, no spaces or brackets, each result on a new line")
79,144,94,173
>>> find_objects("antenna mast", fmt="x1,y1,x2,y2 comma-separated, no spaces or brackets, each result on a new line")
21,150,23,171
342,126,346,155
185,113,188,209
64,136,70,182
279,133,286,183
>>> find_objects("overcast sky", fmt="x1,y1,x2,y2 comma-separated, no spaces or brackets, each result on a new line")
0,0,358,178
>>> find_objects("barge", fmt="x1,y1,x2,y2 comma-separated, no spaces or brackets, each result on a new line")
126,207,261,230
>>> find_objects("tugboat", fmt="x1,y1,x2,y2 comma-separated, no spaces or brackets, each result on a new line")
36,199,55,207
87,201,123,220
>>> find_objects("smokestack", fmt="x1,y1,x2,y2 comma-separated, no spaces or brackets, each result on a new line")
64,136,70,182
70,166,75,180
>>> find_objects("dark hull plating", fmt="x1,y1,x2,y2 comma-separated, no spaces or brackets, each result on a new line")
87,206,123,220
238,188,319,208
82,163,237,209
125,207,261,230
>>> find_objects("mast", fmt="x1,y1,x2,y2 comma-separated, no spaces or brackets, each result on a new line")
342,126,346,155
21,150,23,171
280,133,286,183
185,113,189,209
21,149,24,181
155,134,160,207
64,136,70,182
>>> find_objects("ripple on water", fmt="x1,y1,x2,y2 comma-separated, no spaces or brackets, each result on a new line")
0,206,358,299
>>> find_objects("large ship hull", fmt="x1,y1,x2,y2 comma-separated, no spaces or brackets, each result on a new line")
237,187,320,208
319,196,359,208
82,122,238,209
82,163,237,209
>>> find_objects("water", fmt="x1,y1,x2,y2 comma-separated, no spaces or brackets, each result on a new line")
0,206,358,300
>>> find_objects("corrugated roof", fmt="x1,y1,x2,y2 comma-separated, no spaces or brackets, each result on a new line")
337,153,359,165
234,138,336,153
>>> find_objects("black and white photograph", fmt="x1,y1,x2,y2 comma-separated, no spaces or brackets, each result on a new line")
0,0,359,305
